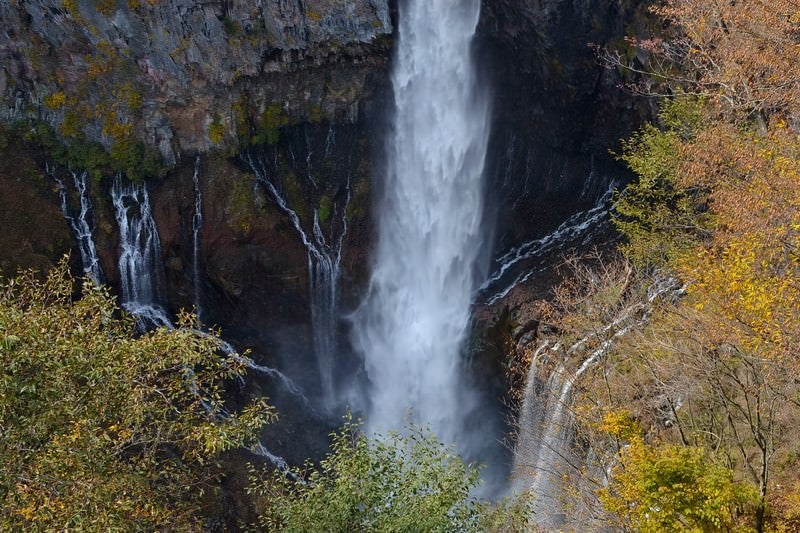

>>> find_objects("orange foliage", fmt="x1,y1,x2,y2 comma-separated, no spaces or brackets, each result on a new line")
657,0,800,117
673,118,800,363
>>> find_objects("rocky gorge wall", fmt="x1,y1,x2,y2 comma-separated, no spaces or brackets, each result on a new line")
480,0,653,251
0,0,392,162
0,0,653,464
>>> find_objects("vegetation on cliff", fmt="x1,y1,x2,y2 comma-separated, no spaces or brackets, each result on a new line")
250,419,528,532
521,0,800,530
1,0,798,530
0,262,523,531
0,261,274,530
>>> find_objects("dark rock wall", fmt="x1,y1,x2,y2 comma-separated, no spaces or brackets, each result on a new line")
479,0,654,252
0,138,72,274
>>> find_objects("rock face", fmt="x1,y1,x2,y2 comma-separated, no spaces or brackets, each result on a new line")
479,0,653,252
0,0,654,476
0,0,391,162
0,135,73,274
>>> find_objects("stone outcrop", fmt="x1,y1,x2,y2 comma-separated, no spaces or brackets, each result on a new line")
0,0,391,163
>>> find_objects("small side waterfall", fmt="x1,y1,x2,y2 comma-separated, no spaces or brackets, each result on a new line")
111,175,171,329
52,168,103,285
481,182,616,305
108,173,304,473
191,156,204,323
513,277,684,527
245,151,350,406
353,0,491,445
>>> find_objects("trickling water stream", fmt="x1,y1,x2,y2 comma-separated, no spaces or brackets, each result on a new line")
481,181,616,305
52,168,103,285
513,277,683,527
109,173,303,472
245,151,350,406
191,156,204,323
353,0,491,445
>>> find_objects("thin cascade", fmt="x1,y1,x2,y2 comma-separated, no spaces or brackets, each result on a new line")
109,173,299,478
111,174,171,329
244,150,350,406
513,277,683,527
482,182,616,305
200,333,315,411
352,0,491,446
191,156,204,323
51,167,103,285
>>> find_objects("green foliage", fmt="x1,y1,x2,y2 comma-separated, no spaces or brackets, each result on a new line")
613,97,712,268
251,104,289,146
208,116,225,145
59,140,111,181
229,98,292,150
600,436,756,532
226,172,259,235
7,119,165,182
108,135,165,182
223,17,242,36
0,260,275,530
318,194,333,224
250,418,529,532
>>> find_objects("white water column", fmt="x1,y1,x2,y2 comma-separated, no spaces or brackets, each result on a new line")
354,0,490,441
111,176,171,329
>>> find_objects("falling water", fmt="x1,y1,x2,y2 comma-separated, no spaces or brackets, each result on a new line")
191,156,204,322
481,182,616,305
111,175,171,329
108,173,299,476
353,0,490,443
52,168,103,285
513,277,683,527
245,152,349,406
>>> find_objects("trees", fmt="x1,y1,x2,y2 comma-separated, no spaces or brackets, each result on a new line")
612,96,713,269
0,261,274,530
250,418,529,532
582,0,800,529
599,410,754,533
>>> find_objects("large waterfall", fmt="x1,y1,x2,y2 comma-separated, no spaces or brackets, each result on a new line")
354,0,490,444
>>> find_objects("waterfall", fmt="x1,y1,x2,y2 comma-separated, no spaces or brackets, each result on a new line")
111,175,171,329
108,172,301,477
353,0,490,444
513,277,684,527
245,151,349,406
191,156,204,323
481,182,616,305
52,168,103,285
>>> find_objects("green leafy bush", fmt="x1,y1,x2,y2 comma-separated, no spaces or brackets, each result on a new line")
250,419,530,532
0,260,274,530
613,97,713,268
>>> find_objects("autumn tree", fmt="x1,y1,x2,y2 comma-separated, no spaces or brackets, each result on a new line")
598,410,755,533
581,0,800,530
0,261,274,530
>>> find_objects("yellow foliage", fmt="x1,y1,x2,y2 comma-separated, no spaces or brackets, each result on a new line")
43,91,67,109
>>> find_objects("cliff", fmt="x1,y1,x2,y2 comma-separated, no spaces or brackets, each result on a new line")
0,0,654,468
0,0,391,163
